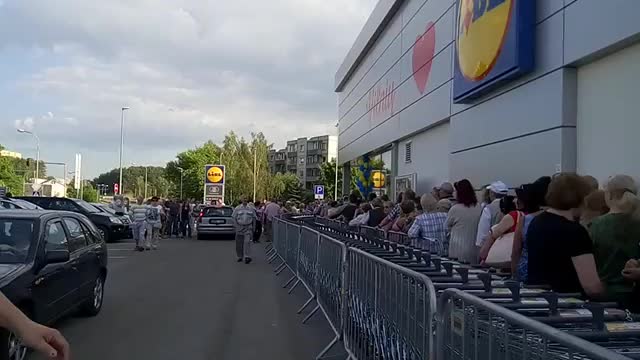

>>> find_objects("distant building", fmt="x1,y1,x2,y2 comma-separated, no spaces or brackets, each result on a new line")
268,135,337,189
0,150,22,159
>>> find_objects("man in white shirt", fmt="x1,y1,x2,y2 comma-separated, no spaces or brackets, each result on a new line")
475,181,509,248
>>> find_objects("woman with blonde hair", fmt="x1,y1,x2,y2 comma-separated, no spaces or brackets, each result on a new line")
591,175,640,310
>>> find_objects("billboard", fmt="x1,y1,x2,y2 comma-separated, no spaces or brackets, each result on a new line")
203,164,225,204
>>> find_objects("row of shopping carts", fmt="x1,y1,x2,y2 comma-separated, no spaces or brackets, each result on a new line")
291,215,640,360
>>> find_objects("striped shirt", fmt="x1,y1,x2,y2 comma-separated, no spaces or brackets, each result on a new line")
129,204,149,222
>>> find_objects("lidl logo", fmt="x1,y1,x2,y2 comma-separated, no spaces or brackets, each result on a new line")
453,0,535,103
206,165,224,184
372,171,385,189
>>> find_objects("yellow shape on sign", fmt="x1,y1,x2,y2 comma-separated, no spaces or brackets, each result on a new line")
372,171,385,189
207,166,224,183
457,0,512,81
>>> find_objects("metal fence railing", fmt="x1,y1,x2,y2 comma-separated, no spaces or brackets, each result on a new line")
295,227,320,311
267,215,636,360
344,247,437,360
436,289,631,360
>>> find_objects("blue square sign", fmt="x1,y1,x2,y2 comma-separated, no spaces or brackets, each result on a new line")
314,185,324,200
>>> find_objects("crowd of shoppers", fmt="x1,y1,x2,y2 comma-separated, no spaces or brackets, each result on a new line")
305,172,640,312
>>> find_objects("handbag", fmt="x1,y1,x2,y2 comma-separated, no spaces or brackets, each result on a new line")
484,211,521,267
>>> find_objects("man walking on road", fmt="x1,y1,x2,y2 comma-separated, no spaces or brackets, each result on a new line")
232,197,256,264
145,197,163,250
129,196,148,251
166,199,180,237
263,199,281,243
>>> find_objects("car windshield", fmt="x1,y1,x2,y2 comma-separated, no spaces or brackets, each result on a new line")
75,199,100,213
0,218,34,263
10,199,42,210
95,204,115,214
203,207,233,217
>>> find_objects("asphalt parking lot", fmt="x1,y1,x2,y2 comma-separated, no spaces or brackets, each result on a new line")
31,237,335,360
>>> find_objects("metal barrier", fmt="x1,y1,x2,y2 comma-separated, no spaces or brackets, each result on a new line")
309,233,348,359
281,221,301,288
293,227,320,310
344,246,437,360
436,289,631,360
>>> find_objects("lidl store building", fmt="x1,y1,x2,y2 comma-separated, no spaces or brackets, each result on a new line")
336,0,640,198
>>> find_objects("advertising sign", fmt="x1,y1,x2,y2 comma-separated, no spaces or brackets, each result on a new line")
204,164,225,204
453,0,535,103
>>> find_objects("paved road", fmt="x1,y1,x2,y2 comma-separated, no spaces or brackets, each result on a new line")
32,237,335,360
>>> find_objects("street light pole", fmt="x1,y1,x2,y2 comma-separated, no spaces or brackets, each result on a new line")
177,167,184,200
144,166,148,199
334,122,339,200
253,147,257,202
118,107,130,194
16,129,40,182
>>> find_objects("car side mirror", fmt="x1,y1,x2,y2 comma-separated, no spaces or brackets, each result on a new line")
45,249,70,264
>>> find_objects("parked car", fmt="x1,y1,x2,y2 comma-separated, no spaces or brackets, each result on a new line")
16,197,128,243
0,210,108,359
196,206,235,240
92,203,133,238
0,197,43,210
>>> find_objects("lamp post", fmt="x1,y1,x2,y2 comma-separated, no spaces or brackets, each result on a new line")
144,166,149,199
334,121,339,200
16,129,40,182
177,167,184,200
253,147,257,202
118,106,130,194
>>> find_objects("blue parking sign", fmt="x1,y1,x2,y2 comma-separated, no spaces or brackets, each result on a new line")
314,185,324,200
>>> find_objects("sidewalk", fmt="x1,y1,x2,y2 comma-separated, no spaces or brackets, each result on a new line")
211,242,338,360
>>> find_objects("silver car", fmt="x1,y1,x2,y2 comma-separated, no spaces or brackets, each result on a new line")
196,206,235,240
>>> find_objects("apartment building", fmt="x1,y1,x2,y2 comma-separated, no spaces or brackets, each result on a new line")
268,135,338,189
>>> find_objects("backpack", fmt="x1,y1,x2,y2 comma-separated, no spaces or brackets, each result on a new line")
146,206,160,222
236,207,254,226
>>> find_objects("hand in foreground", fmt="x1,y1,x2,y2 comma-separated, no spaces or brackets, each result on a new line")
622,259,640,282
16,320,70,360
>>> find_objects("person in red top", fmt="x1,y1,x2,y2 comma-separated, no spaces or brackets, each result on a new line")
479,195,522,265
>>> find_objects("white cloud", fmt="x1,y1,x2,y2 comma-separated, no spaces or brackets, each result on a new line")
0,0,376,176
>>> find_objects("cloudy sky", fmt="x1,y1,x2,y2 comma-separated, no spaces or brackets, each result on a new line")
0,0,376,179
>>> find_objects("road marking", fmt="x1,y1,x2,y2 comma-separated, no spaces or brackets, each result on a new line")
109,256,128,259
108,248,133,251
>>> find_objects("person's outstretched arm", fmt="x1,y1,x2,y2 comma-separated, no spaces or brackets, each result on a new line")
0,292,70,359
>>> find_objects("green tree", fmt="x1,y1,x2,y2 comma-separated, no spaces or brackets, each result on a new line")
81,183,99,202
0,156,24,195
318,159,342,201
93,166,168,198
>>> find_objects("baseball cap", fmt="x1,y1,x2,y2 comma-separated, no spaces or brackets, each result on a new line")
438,182,454,194
487,181,509,194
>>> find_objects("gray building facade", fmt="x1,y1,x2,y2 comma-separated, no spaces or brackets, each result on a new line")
336,0,640,197
268,135,338,189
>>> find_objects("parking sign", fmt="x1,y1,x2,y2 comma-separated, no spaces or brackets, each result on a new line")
314,185,324,200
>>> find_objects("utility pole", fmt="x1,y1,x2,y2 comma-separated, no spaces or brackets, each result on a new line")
253,147,258,202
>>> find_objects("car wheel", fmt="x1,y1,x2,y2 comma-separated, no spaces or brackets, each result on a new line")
80,274,105,317
0,309,29,360
196,233,203,240
98,226,111,243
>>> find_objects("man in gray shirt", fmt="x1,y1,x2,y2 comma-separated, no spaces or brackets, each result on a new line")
232,197,256,264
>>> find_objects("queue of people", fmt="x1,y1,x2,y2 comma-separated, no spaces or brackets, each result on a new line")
308,173,640,312
125,196,197,251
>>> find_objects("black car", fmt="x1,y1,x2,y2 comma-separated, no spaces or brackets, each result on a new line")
0,197,43,210
0,210,108,359
17,197,128,243
91,203,133,238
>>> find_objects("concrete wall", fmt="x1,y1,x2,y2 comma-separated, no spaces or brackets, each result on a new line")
576,41,640,184
337,0,640,189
